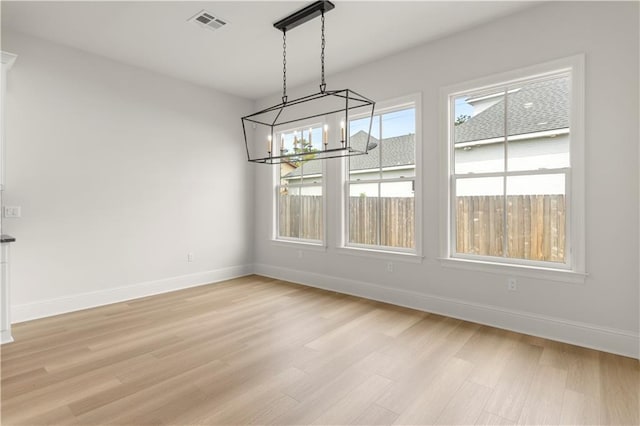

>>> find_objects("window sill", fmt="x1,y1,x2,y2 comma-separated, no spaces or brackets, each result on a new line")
271,239,327,252
438,257,587,284
337,246,424,263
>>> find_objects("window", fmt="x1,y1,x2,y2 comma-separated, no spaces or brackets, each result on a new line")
275,125,325,243
345,97,420,253
444,57,585,274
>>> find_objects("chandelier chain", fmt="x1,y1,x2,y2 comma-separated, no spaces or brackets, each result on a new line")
242,2,376,164
282,30,288,103
320,11,326,92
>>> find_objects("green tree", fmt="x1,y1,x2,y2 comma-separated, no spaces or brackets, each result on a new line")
291,138,318,167
454,114,471,126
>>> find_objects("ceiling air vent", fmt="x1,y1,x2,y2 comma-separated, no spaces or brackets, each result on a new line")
189,10,228,32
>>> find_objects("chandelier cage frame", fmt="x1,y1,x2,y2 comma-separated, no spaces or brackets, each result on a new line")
241,0,376,165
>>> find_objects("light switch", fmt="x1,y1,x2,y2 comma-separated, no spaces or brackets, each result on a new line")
3,206,21,218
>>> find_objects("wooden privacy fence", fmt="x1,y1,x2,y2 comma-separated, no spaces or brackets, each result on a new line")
278,195,415,248
279,194,565,262
348,196,415,248
456,195,565,262
278,195,323,240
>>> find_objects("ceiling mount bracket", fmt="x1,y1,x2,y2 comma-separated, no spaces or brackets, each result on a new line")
273,1,335,32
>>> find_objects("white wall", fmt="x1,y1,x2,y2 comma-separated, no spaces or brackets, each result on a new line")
253,2,640,357
2,31,254,321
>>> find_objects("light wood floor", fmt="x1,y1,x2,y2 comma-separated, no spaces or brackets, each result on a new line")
1,275,638,425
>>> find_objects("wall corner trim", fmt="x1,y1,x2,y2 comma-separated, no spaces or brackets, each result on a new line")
1,51,18,68
1,330,14,344
253,263,639,360
12,265,253,323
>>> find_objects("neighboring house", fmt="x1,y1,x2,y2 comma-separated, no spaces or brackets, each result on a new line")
283,76,569,197
279,161,296,178
282,131,416,196
454,77,570,195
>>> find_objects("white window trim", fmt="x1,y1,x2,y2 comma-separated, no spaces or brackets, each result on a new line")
272,121,328,247
439,55,586,283
341,92,423,257
335,245,424,263
270,239,327,251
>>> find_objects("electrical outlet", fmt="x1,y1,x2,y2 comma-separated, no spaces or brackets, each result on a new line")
187,253,194,263
3,206,21,218
507,277,517,291
386,262,393,272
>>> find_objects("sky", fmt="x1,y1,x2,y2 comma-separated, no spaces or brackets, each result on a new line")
454,96,474,119
350,107,415,139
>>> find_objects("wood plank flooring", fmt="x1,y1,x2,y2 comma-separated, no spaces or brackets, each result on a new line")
1,275,638,425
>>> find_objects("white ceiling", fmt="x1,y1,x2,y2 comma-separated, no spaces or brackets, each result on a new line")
2,1,536,100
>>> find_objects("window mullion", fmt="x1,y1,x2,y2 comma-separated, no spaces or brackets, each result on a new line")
377,181,382,246
502,88,509,259
377,113,382,246
451,175,457,256
349,176,415,184
299,186,304,239
276,184,281,239
299,163,304,238
505,168,571,177
453,171,509,180
378,115,383,179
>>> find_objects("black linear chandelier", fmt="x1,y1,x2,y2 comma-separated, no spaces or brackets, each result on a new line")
242,0,375,164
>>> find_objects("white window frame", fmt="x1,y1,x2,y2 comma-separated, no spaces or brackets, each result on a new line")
439,55,586,283
272,121,327,247
342,93,423,257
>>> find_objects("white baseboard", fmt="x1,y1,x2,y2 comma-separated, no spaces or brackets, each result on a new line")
12,262,639,359
12,265,253,323
254,263,640,360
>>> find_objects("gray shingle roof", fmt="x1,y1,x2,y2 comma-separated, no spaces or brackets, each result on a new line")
350,131,415,171
454,76,569,143
284,131,415,178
